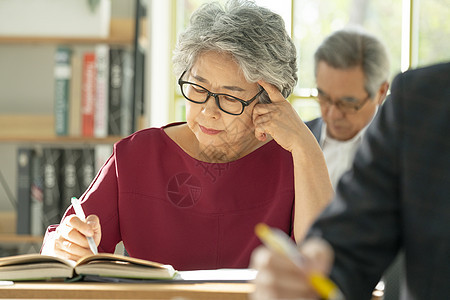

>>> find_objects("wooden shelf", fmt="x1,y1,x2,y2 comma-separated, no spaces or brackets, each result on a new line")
0,19,138,45
0,114,122,144
0,36,132,45
0,234,43,244
0,136,123,144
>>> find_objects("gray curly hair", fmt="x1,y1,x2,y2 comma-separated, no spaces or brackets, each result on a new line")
172,0,297,103
314,28,390,98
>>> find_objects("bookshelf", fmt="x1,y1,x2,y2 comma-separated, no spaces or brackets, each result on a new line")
0,1,148,248
0,17,146,142
0,114,121,143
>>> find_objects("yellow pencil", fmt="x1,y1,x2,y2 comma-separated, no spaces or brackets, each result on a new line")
255,223,344,300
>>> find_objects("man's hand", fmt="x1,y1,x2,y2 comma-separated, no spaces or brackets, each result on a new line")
250,238,335,300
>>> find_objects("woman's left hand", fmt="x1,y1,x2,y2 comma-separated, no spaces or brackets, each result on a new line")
252,80,307,153
254,81,333,242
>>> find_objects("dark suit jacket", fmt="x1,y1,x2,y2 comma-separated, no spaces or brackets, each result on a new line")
305,117,323,143
308,62,450,300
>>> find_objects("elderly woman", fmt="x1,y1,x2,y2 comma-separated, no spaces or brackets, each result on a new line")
41,0,332,270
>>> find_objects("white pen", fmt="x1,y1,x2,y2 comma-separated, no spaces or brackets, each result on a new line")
71,197,98,255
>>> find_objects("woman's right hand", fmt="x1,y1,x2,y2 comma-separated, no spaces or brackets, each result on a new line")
54,214,101,261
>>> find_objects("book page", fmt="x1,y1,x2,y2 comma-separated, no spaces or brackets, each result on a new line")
0,254,76,281
74,253,176,279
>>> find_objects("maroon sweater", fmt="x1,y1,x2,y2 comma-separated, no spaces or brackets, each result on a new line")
44,123,294,270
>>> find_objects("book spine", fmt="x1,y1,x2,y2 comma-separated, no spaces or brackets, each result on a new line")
30,148,44,236
54,47,72,136
81,52,96,137
108,47,123,136
69,51,82,137
43,148,63,228
121,49,134,136
94,44,109,138
61,148,82,213
79,147,96,195
16,148,33,235
94,144,113,174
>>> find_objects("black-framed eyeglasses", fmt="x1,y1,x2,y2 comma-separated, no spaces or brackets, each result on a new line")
178,71,264,116
315,88,371,114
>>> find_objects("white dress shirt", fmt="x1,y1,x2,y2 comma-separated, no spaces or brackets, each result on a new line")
320,124,368,190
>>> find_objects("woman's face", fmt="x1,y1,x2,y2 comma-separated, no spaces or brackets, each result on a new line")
184,51,261,154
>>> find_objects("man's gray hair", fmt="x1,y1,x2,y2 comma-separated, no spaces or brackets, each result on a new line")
172,0,297,103
314,28,390,98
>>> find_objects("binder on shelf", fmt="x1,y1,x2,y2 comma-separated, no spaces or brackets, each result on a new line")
94,44,109,138
79,147,96,194
16,148,33,235
121,49,134,137
54,47,72,136
61,149,83,212
42,148,63,228
108,47,124,136
30,148,45,236
81,52,96,137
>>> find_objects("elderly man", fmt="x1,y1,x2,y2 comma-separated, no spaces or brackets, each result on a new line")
251,62,450,300
307,28,390,188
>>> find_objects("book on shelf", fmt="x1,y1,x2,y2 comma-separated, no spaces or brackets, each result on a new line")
16,148,33,235
94,44,109,138
51,45,135,139
94,145,113,174
69,51,82,137
81,52,96,137
54,47,72,136
108,47,134,137
42,148,63,229
0,253,177,281
121,49,135,137
61,149,83,211
108,47,124,136
30,148,45,236
14,146,105,236
134,46,146,130
79,147,96,193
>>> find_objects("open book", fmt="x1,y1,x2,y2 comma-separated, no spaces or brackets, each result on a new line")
0,253,176,281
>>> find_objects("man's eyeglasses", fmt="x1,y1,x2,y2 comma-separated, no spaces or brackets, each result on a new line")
178,71,264,116
315,88,371,114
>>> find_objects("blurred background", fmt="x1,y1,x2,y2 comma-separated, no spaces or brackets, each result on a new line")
0,0,449,255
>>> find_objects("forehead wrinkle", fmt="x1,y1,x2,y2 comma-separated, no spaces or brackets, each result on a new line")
222,85,245,92
191,73,208,84
191,73,246,93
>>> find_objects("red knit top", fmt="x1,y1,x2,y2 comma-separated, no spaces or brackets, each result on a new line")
45,123,295,270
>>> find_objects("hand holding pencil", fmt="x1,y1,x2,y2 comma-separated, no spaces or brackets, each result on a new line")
71,197,98,255
53,198,102,261
250,223,343,300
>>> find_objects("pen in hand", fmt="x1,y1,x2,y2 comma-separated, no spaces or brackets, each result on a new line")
71,197,98,255
255,223,343,300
